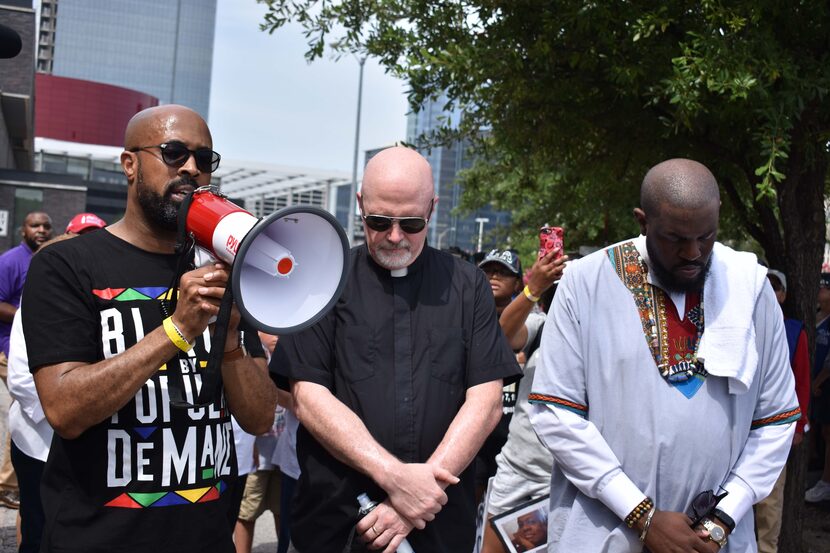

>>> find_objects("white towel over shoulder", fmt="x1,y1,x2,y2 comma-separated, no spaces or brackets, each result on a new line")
697,242,768,394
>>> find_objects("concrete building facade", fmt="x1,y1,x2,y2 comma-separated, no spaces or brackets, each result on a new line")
0,0,36,170
26,138,353,246
0,169,87,251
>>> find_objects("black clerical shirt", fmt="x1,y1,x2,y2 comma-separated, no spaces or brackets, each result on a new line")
273,244,520,552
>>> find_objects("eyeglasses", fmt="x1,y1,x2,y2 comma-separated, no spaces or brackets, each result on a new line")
361,199,433,234
130,141,221,173
685,488,728,527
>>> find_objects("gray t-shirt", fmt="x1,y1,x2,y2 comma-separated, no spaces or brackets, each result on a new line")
495,312,552,484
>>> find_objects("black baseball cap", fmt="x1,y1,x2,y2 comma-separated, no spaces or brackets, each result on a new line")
478,249,522,277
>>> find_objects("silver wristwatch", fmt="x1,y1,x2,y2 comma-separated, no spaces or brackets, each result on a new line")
701,518,728,548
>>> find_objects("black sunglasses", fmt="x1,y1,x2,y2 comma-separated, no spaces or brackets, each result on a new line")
361,199,433,234
482,266,517,279
131,141,221,173
686,488,728,527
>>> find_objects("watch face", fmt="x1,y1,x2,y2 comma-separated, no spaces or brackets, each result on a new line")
710,524,725,541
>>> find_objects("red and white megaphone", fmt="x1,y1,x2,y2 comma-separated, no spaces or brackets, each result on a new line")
184,187,349,334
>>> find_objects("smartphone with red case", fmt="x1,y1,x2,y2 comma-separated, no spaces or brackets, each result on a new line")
539,225,564,260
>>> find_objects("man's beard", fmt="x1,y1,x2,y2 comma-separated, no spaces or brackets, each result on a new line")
372,236,414,269
136,168,194,232
646,239,711,293
23,235,41,251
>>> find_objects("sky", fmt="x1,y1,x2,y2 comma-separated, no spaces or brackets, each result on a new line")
207,1,410,173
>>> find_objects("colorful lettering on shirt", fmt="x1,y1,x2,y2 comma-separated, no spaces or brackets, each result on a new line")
97,286,232,509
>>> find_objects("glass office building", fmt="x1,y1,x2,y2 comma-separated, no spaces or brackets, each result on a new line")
406,95,511,255
37,0,216,118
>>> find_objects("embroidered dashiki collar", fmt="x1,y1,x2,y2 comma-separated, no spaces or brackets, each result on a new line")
607,241,706,386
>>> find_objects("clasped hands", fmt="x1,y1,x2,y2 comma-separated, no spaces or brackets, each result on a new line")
355,462,459,552
639,511,725,553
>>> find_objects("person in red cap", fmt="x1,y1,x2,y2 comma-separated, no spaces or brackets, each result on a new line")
65,213,107,235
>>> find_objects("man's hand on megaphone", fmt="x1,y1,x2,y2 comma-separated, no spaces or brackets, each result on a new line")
174,262,231,340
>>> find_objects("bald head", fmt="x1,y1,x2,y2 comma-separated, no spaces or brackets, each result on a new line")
635,159,720,293
361,146,434,205
640,158,720,218
124,104,211,150
358,146,436,270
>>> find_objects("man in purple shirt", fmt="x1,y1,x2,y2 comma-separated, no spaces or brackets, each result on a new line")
0,211,52,508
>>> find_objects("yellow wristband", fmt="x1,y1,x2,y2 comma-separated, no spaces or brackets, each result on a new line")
523,285,541,303
163,316,193,352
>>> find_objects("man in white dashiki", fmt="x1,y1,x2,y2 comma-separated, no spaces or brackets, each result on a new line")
529,158,799,553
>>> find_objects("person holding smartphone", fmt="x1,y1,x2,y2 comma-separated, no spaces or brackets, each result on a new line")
481,246,566,553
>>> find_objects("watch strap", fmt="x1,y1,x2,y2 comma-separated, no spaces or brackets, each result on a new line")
713,508,736,532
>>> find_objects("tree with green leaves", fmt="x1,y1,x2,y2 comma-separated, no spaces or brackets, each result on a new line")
260,2,830,550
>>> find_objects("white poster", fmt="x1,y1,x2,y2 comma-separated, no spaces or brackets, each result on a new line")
0,210,8,237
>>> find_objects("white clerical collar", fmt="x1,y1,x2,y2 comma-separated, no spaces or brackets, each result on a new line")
633,235,688,321
390,267,408,277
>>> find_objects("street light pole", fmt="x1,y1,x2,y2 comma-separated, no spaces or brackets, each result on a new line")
437,226,456,250
475,217,490,252
347,56,366,245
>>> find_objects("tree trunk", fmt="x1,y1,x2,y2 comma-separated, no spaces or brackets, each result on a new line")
776,134,828,553
782,444,808,553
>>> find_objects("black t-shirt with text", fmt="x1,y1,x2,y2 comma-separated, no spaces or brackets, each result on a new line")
22,230,261,553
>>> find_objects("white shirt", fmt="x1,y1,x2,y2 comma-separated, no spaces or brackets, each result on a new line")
233,418,257,476
272,408,300,479
7,309,53,462
529,240,798,552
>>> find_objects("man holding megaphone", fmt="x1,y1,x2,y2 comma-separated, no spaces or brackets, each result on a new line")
21,105,277,553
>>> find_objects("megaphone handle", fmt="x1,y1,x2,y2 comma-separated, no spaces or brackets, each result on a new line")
199,286,234,404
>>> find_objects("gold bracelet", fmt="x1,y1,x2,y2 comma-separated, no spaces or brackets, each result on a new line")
162,317,192,352
523,285,541,303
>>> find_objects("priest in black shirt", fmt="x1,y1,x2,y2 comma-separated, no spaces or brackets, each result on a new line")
273,146,520,552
